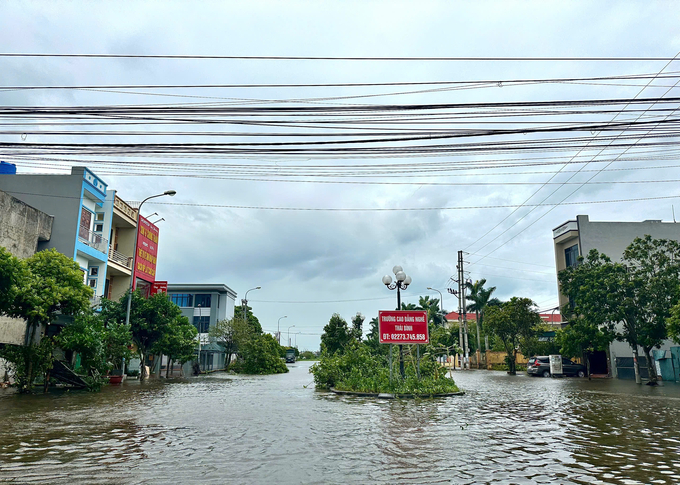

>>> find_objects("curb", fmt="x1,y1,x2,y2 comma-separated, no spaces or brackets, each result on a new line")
330,388,465,399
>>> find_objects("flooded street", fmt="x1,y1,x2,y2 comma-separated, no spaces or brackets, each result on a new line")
2,363,680,484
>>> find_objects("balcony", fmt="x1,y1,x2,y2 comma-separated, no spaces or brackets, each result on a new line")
78,225,109,253
108,246,133,270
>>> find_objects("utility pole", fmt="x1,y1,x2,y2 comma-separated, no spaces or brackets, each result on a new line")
457,251,464,370
457,250,470,370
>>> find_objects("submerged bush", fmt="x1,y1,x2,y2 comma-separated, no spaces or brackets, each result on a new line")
310,342,459,395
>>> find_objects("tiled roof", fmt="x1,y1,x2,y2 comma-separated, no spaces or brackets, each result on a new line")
445,310,562,323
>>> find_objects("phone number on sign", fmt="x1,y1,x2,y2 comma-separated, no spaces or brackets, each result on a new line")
382,333,427,341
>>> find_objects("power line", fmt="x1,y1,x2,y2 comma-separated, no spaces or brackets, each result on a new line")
1,53,678,61
5,189,680,211
2,72,678,90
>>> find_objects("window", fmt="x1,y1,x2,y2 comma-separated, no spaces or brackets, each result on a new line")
89,267,99,276
79,208,93,240
194,294,212,308
88,278,97,288
94,223,104,232
95,213,105,221
171,293,193,307
193,316,210,333
565,244,579,268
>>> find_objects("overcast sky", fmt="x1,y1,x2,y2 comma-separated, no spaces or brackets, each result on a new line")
2,1,680,350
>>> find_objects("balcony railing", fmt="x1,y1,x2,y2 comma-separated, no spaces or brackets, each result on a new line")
108,246,133,270
78,225,108,253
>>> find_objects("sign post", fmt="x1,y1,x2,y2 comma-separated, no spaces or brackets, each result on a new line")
379,310,429,382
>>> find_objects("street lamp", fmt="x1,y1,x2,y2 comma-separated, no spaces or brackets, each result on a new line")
287,325,296,347
427,287,444,324
241,286,261,325
124,190,176,328
277,316,288,345
383,265,412,378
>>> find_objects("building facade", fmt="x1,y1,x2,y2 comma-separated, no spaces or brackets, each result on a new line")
167,284,238,372
0,166,112,302
553,215,680,379
0,189,54,347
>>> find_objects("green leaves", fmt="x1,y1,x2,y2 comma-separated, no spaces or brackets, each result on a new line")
1,248,93,328
484,297,542,374
320,313,352,354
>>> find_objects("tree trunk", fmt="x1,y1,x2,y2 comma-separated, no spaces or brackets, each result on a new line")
642,347,659,384
43,370,50,393
585,351,591,380
139,352,147,381
632,345,641,384
506,346,516,375
165,357,171,378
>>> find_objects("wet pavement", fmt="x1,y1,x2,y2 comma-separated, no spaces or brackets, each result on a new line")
1,362,680,484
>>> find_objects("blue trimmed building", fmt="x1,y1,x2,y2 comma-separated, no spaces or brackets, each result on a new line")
0,166,113,302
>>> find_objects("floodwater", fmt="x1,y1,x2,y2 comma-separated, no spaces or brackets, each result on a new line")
2,363,680,484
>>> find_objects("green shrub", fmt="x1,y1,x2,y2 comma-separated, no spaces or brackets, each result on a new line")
233,333,289,375
311,342,459,395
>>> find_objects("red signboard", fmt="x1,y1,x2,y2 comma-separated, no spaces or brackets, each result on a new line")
379,310,429,344
150,281,168,295
133,215,159,288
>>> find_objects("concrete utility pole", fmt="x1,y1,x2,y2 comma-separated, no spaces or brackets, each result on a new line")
457,250,470,370
457,251,464,369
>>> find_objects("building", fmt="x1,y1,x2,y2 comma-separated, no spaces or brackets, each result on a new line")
0,166,163,306
103,192,148,302
553,215,680,379
167,284,238,372
0,189,54,347
0,166,112,303
446,310,562,327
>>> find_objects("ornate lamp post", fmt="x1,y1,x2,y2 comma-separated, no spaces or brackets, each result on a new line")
277,315,287,344
382,265,412,378
241,286,261,326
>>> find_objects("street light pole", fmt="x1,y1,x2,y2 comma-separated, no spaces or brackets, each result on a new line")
123,189,175,381
427,287,444,323
277,316,287,345
382,265,412,379
125,190,176,328
287,325,296,347
241,286,261,326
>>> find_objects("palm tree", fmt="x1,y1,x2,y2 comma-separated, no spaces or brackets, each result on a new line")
418,295,447,327
465,279,497,353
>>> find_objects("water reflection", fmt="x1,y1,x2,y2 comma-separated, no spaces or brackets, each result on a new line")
2,365,680,484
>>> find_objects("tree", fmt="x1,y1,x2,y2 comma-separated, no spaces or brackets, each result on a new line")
233,305,263,334
154,316,198,377
559,237,680,384
365,316,388,355
351,312,364,341
99,290,186,380
417,296,447,327
237,333,288,375
555,319,613,377
466,279,497,353
0,248,92,391
0,248,21,314
320,313,351,355
209,318,241,368
484,297,542,375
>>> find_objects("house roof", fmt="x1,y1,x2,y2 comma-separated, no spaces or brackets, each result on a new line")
445,310,562,323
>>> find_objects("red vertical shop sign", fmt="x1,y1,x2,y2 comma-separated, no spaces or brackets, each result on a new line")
133,215,159,289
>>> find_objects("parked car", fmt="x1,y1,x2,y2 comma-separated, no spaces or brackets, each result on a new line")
527,356,586,377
